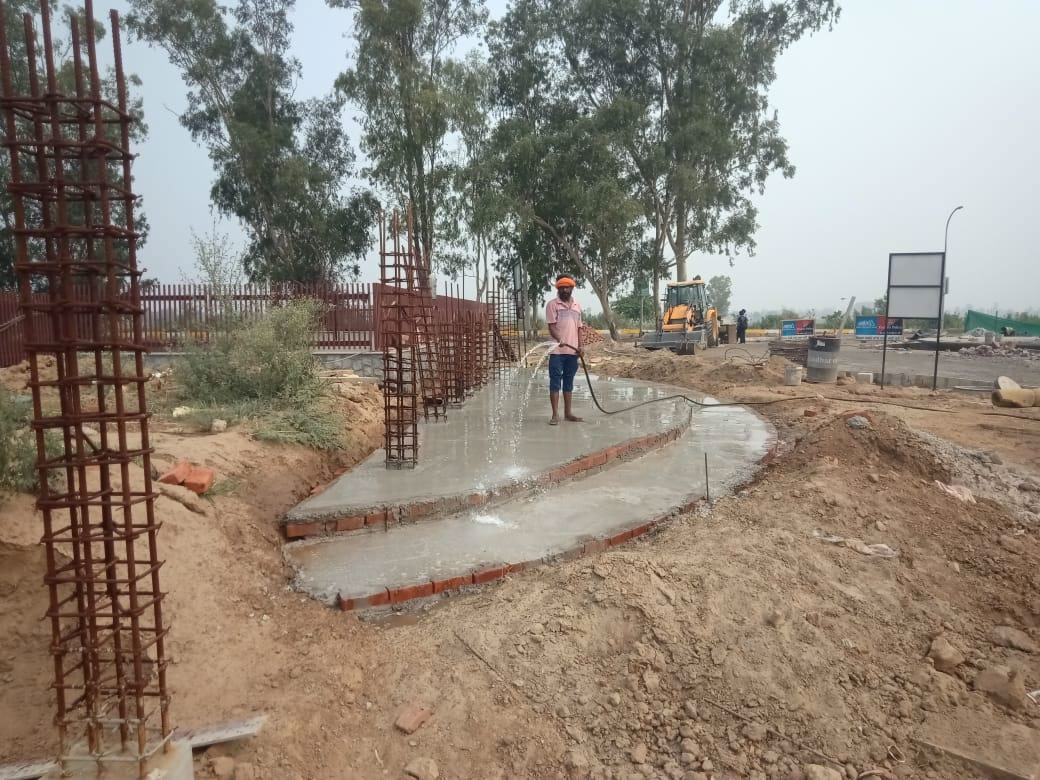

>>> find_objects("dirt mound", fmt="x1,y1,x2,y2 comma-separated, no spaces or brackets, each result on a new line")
785,409,951,483
0,356,57,393
706,353,787,386
0,380,384,763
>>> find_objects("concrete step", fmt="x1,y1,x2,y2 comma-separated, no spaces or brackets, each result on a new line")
283,371,694,539
284,401,775,610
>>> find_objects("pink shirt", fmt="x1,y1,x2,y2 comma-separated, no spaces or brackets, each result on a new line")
546,296,582,354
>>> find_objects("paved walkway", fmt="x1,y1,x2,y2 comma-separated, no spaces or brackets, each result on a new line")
285,372,774,609
287,370,692,524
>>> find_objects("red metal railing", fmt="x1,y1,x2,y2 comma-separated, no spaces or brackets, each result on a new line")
0,282,489,366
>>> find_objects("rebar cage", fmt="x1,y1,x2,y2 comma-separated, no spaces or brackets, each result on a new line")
0,0,171,772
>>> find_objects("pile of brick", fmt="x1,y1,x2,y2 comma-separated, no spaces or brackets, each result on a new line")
159,461,215,495
579,325,603,348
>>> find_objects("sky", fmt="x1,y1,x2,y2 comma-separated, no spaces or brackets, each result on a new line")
100,0,1040,317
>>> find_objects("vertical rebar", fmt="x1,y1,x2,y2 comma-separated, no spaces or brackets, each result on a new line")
380,210,419,467
0,2,171,772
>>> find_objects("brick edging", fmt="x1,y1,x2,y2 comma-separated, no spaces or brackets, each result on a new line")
284,417,692,540
336,425,780,612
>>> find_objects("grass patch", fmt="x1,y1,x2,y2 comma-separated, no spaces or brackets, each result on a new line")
171,300,343,450
0,388,38,497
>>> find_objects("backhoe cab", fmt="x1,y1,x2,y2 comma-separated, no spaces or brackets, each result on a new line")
639,277,720,354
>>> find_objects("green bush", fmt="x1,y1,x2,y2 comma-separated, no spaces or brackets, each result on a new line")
0,388,40,497
179,299,322,406
173,299,343,450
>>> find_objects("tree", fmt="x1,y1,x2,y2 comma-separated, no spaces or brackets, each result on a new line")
706,274,732,316
488,0,645,340
537,0,839,279
819,310,844,329
611,288,655,324
127,0,377,283
1,1,148,289
333,0,488,278
441,55,508,300
183,223,245,288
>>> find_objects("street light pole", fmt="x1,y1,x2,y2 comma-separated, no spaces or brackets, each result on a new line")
934,205,963,390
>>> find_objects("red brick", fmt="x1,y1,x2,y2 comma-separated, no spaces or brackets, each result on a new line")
432,575,471,593
803,409,818,417
629,522,656,539
158,460,191,486
337,515,366,532
394,704,432,734
183,466,215,495
407,501,435,519
285,521,322,538
607,528,636,546
472,565,506,584
505,561,528,575
561,461,583,479
467,493,485,507
604,447,620,462
583,538,608,555
388,581,434,603
588,451,608,468
338,588,390,611
365,512,385,527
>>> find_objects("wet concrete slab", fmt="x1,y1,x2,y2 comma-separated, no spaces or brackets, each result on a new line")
287,370,692,523
285,395,774,606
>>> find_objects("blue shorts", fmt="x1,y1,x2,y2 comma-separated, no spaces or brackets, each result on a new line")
549,353,579,393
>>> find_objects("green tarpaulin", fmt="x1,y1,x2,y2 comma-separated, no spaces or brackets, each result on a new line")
963,310,1040,336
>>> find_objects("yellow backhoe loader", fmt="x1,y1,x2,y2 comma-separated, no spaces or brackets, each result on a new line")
639,277,720,354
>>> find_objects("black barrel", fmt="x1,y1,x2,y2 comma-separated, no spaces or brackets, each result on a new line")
806,335,841,383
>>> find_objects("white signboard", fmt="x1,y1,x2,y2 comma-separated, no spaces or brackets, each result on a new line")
887,252,945,319
890,253,942,286
888,287,942,319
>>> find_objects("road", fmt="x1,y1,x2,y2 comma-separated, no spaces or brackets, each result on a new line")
734,339,1040,387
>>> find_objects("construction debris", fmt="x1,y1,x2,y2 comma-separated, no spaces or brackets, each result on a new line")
959,344,1040,360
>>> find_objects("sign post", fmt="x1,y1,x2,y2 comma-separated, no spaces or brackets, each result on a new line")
881,252,946,390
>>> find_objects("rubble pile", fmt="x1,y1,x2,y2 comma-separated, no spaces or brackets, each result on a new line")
958,344,1040,360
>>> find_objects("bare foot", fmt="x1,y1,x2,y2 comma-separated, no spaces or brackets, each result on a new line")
549,416,560,426
565,414,583,422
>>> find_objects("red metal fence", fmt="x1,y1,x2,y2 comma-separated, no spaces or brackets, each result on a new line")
0,282,489,367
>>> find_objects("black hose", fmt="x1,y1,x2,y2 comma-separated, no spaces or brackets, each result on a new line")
569,347,812,415
558,344,1040,422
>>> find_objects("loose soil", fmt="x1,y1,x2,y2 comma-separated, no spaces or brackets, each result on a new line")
2,344,1039,780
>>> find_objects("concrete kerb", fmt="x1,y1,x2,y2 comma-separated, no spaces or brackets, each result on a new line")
284,416,694,540
334,426,780,613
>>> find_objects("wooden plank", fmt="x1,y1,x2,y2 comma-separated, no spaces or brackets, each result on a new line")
177,713,268,750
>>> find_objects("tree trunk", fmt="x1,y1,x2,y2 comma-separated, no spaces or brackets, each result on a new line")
586,278,619,341
475,233,488,302
652,261,662,328
674,203,687,281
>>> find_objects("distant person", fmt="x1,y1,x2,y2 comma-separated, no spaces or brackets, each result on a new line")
736,309,748,344
546,276,583,425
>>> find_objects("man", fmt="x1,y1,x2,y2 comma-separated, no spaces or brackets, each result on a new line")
736,309,749,344
546,276,583,425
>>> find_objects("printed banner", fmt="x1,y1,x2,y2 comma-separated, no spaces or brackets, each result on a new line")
781,319,815,338
855,316,903,337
